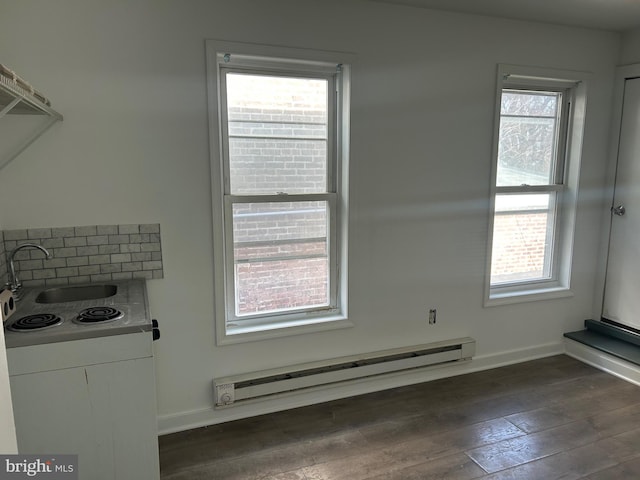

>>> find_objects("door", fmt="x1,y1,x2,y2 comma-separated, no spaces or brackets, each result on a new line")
603,75,640,329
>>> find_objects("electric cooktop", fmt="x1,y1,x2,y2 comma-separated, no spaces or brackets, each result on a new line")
3,279,151,348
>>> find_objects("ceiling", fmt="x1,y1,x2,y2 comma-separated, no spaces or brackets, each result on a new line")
367,0,640,32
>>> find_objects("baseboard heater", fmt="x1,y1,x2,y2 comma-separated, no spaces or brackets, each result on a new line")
213,337,475,407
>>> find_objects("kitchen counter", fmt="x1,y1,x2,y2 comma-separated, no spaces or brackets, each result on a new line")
3,279,152,348
6,278,160,479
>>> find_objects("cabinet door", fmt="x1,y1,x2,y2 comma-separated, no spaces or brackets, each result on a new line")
87,358,160,480
10,358,159,480
10,366,100,472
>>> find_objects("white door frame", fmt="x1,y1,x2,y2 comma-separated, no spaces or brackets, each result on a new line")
596,63,640,321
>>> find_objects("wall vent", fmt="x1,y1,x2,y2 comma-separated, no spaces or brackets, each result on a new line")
213,337,475,407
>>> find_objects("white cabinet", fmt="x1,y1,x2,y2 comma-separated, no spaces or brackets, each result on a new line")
8,333,159,480
0,327,17,454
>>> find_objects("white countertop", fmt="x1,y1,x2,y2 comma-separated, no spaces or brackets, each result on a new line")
3,279,151,348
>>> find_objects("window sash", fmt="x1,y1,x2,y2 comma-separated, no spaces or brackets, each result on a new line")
217,60,341,325
497,88,569,188
489,85,571,290
219,66,337,196
223,193,338,323
490,190,559,287
207,41,353,342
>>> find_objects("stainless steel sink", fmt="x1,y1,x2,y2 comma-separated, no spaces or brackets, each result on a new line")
35,284,117,304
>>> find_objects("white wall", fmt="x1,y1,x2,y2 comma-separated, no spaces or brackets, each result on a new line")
0,0,620,432
621,27,640,64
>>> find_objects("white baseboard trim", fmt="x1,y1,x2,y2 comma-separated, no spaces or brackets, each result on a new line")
564,337,640,387
157,341,564,435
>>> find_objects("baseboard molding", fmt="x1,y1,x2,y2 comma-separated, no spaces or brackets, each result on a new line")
157,341,564,435
564,337,640,387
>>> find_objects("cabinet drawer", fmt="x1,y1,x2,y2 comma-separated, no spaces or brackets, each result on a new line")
7,332,152,375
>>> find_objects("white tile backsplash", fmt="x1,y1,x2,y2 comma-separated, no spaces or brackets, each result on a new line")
1,224,163,287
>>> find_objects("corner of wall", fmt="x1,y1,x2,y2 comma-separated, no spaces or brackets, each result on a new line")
620,27,640,65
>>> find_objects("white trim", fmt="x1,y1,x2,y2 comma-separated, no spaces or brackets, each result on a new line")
217,53,339,75
495,185,564,194
223,196,337,325
500,64,586,86
220,315,353,346
484,64,590,307
157,341,563,435
485,285,574,307
564,337,640,387
209,40,354,70
206,40,354,345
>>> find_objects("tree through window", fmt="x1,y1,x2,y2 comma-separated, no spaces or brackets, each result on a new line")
485,64,588,305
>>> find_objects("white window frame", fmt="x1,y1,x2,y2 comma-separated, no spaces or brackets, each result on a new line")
206,40,353,343
485,65,589,306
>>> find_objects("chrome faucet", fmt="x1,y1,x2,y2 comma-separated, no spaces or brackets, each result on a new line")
7,243,51,300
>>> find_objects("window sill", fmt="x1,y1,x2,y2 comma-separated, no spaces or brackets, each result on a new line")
485,286,574,307
217,314,353,345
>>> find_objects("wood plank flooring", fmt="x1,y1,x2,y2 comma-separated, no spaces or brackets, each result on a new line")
159,355,640,479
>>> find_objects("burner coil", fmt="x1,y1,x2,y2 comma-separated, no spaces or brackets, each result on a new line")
75,307,124,324
8,313,63,331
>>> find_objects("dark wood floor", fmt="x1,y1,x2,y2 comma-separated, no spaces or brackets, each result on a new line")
159,355,640,479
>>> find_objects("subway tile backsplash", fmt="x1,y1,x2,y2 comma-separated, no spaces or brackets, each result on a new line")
2,224,163,287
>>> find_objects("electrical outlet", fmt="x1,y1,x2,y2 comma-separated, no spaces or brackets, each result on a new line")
428,308,437,325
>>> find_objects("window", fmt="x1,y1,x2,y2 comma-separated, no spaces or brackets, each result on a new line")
206,41,351,342
486,65,588,305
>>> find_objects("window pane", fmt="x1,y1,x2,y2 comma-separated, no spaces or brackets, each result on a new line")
490,194,555,285
228,138,327,195
501,91,559,117
226,73,328,195
496,91,560,186
232,201,329,316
